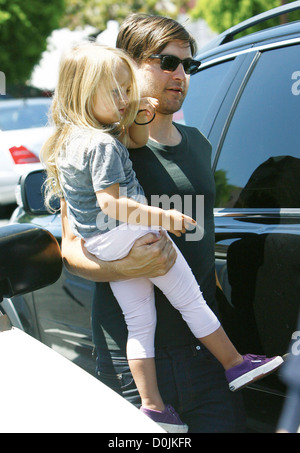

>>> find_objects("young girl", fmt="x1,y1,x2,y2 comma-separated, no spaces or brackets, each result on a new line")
41,43,283,433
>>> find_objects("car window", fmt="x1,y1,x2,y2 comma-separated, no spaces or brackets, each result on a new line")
175,60,233,135
0,101,51,131
214,44,300,209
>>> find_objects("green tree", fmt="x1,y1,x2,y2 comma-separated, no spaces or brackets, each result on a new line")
214,169,237,207
62,0,190,32
0,0,191,87
190,0,298,34
0,0,65,85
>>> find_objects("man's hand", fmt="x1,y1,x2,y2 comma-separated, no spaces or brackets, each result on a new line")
118,230,177,279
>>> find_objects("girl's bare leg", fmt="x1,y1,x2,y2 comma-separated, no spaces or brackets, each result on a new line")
128,358,165,411
199,326,243,370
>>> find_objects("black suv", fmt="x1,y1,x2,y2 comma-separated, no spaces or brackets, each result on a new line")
5,3,300,432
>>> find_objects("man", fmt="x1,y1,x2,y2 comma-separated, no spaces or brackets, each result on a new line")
61,13,246,432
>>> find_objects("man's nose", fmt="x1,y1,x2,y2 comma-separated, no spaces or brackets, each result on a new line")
172,63,186,79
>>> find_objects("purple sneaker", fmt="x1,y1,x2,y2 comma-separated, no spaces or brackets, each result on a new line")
225,354,283,391
140,404,188,433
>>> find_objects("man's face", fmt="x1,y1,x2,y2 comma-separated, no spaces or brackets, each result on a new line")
137,40,191,116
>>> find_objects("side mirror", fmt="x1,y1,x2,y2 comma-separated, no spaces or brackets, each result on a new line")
0,224,62,302
18,169,60,215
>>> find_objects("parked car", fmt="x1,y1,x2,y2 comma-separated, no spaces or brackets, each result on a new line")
4,3,300,432
0,223,164,433
0,97,52,209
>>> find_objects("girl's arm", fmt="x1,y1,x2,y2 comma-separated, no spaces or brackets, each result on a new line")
119,97,158,149
96,183,196,237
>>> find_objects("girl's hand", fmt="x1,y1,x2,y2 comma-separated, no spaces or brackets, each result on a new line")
162,209,197,237
135,97,158,124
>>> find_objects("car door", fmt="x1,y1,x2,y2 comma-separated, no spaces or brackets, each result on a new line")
29,265,95,374
212,42,300,357
181,39,300,430
10,171,96,376
182,39,300,364
11,215,96,375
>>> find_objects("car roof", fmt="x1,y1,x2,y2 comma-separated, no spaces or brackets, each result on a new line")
0,97,52,109
196,1,300,63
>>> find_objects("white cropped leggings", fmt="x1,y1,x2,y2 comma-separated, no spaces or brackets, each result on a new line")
85,224,220,360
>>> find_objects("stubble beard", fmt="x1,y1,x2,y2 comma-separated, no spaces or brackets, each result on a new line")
139,72,187,116
156,88,187,116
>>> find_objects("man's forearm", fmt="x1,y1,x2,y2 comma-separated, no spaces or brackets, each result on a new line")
61,197,128,282
61,236,127,282
61,198,176,282
61,231,177,283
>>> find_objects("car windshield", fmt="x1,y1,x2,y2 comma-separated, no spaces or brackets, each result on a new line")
0,99,51,131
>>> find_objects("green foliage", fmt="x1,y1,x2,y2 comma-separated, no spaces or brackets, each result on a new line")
190,0,299,34
0,0,191,88
214,169,237,207
61,0,190,31
0,0,65,85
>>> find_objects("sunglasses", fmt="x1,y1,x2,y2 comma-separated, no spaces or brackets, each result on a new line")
148,54,201,75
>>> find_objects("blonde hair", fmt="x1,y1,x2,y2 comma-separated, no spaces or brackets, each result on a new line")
40,42,140,210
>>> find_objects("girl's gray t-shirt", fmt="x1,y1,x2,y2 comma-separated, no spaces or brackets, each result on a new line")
58,129,146,238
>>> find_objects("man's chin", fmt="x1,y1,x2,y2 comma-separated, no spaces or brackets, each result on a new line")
158,102,184,116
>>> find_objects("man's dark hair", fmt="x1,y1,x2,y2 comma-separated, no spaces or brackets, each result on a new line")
116,14,197,63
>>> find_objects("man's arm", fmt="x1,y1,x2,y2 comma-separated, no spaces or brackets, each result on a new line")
60,198,177,282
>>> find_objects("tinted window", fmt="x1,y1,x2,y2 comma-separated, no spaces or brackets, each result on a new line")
22,170,60,214
215,44,300,208
175,60,233,134
0,101,51,131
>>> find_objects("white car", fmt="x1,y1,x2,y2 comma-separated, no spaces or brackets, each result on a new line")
1,321,165,433
0,223,165,433
0,98,52,206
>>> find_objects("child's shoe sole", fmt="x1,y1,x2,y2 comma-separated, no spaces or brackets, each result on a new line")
157,422,189,433
229,355,283,391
